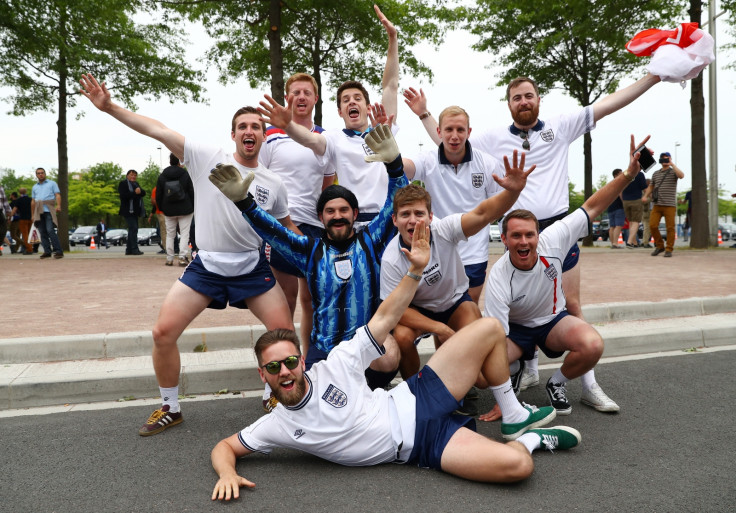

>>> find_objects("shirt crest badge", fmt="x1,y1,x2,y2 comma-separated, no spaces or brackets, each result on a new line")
255,185,269,205
322,384,347,408
334,259,353,280
540,129,555,143
471,173,484,188
544,265,558,281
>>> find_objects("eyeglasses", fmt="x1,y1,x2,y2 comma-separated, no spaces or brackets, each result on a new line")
261,355,300,375
519,131,530,151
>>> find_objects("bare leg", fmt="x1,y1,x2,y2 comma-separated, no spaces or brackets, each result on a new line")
271,267,298,317
562,265,583,320
545,316,603,380
297,277,313,355
467,284,482,304
245,284,295,331
393,323,422,379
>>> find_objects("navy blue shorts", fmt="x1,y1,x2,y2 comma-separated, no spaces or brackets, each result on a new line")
413,291,472,326
463,261,488,288
406,365,476,469
508,311,569,360
562,243,580,272
265,223,322,278
178,253,276,310
608,208,626,227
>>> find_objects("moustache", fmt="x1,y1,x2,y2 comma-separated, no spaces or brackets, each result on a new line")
327,218,350,228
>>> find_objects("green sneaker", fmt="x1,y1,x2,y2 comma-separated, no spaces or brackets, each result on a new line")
501,403,556,440
529,426,582,452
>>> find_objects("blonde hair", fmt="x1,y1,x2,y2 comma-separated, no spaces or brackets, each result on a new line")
438,106,470,128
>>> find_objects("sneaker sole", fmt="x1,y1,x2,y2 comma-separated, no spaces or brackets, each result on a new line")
138,416,183,436
502,408,556,440
554,406,572,416
533,426,582,450
520,377,540,391
580,398,620,413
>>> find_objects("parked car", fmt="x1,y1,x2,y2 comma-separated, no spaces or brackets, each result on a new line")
106,229,128,246
592,217,610,241
658,222,668,240
718,223,735,242
137,228,161,246
69,226,97,246
489,224,501,242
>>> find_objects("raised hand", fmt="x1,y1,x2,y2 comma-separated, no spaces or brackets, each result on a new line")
401,218,430,271
493,150,536,193
79,73,112,112
364,124,400,163
402,87,428,116
258,94,293,129
368,103,393,128
208,164,255,203
374,4,397,39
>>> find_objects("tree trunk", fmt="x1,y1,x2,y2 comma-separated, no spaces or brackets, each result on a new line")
689,0,709,248
56,11,69,251
268,0,284,105
312,23,323,126
581,131,594,246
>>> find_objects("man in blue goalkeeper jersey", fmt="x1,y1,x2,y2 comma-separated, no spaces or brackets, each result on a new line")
210,124,407,390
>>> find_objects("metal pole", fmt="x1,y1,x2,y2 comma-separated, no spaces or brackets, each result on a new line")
708,1,719,245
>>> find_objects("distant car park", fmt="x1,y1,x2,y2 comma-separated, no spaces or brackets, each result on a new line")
137,228,161,246
106,229,128,246
69,226,97,246
489,224,501,242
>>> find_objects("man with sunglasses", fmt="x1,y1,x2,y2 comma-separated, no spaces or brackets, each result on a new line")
210,215,581,500
405,72,662,394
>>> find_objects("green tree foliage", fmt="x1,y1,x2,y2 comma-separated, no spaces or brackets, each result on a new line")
84,162,125,186
0,0,205,249
466,0,680,245
170,0,456,124
67,179,118,227
0,169,36,194
567,181,585,212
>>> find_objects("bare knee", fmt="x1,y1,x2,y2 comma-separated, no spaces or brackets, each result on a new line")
503,447,534,482
152,321,181,349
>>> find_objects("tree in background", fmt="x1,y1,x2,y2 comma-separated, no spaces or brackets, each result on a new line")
0,168,37,194
466,0,678,246
0,0,204,250
169,0,456,124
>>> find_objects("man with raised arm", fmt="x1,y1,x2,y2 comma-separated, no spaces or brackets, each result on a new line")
209,125,407,392
479,135,649,421
206,209,578,500
80,74,295,436
259,4,399,223
259,72,336,349
405,73,662,389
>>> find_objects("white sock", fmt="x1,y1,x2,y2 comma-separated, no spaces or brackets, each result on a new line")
509,360,521,375
517,432,541,454
525,350,539,373
550,368,569,385
581,369,596,391
160,386,179,413
490,379,529,424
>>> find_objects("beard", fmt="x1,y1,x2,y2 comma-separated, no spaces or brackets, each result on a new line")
271,374,307,407
510,103,540,127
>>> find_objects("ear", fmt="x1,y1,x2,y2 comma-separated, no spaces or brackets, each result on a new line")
428,212,433,223
467,127,472,137
501,233,507,245
257,367,267,384
231,130,236,142
392,213,397,227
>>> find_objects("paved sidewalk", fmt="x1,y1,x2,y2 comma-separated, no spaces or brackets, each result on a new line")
4,244,735,338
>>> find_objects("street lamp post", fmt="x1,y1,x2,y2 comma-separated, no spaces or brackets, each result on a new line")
674,141,681,163
157,146,162,171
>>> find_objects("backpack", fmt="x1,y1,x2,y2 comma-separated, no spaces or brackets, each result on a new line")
164,179,186,203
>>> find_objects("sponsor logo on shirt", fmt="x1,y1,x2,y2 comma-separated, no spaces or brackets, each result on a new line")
540,129,555,143
293,429,306,439
471,173,484,188
424,270,442,286
255,185,270,205
322,384,347,408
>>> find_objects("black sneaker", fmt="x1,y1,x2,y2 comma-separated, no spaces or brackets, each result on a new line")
651,247,665,256
39,253,52,259
453,400,478,417
465,386,480,400
53,252,64,259
510,359,526,397
138,405,183,436
545,378,572,415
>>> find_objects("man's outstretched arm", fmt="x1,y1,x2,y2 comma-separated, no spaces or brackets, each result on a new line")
403,87,441,145
593,74,660,123
375,4,399,124
79,73,185,159
211,434,255,501
259,94,327,156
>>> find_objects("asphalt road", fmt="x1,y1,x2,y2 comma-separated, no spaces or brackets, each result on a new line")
2,347,734,513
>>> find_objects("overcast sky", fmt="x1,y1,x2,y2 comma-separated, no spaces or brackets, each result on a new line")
2,15,735,197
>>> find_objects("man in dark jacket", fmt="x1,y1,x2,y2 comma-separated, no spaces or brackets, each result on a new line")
155,153,194,266
118,169,146,255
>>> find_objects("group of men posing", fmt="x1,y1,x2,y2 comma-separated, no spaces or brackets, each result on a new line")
79,5,677,496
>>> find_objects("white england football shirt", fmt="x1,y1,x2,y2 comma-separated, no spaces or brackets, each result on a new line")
317,125,400,215
483,208,589,333
183,140,289,276
237,326,416,465
471,107,595,220
409,143,503,265
380,214,469,312
260,126,335,228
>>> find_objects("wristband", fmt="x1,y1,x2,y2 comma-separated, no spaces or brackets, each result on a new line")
406,271,421,281
418,112,431,120
234,192,256,212
386,154,404,178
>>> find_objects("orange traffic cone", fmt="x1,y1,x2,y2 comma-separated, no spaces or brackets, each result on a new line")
650,236,655,244
90,236,97,250
617,232,624,245
718,230,723,245
597,236,602,241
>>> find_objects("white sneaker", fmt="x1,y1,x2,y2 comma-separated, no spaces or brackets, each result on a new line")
581,383,620,412
520,368,540,391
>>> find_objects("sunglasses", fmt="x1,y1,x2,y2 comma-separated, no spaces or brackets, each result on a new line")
519,130,530,151
262,355,300,375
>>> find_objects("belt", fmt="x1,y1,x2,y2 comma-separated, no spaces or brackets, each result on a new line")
538,212,568,232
